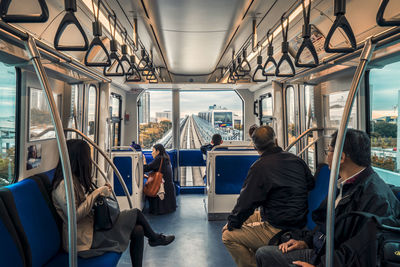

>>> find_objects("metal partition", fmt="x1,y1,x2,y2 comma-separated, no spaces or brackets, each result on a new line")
64,128,133,209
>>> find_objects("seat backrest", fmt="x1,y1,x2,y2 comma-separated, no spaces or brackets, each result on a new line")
307,164,331,230
0,175,61,267
0,197,25,266
214,155,259,194
179,150,206,167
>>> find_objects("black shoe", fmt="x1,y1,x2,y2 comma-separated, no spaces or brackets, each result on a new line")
148,234,175,247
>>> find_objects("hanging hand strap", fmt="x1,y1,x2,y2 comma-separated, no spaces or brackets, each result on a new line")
295,0,319,68
54,0,89,51
324,0,356,53
263,30,278,77
104,10,125,76
377,0,400,26
275,16,295,77
0,0,49,23
85,0,111,67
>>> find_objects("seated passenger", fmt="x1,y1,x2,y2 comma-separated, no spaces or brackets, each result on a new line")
248,124,258,140
256,129,400,267
143,144,177,215
222,126,315,267
200,133,223,160
52,139,174,267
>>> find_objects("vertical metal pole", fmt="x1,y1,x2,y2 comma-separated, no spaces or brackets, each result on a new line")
172,89,180,182
325,38,375,267
25,35,77,267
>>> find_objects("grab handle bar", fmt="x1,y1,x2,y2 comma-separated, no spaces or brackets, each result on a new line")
324,0,356,53
252,55,268,82
263,31,278,76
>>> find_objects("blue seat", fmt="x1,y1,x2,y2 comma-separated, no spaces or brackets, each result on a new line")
0,197,25,266
0,174,121,266
179,149,206,167
306,164,331,230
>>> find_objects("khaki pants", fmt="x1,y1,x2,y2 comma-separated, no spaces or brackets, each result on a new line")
222,211,281,267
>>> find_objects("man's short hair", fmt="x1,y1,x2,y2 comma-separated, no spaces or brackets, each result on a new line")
252,126,276,152
330,129,371,167
212,134,222,146
248,124,258,138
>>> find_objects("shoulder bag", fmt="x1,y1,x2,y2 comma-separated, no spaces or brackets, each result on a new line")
93,185,120,231
144,158,163,197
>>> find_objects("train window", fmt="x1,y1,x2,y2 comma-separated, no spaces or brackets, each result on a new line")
138,90,172,149
286,86,297,154
0,63,17,187
369,61,400,179
323,91,357,130
110,93,122,147
29,87,58,141
85,85,97,141
180,90,243,187
67,85,83,139
305,85,315,171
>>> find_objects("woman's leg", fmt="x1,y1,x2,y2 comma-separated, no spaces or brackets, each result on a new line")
135,209,160,240
130,225,144,267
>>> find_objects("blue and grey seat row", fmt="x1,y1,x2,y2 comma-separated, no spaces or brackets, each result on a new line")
0,174,121,267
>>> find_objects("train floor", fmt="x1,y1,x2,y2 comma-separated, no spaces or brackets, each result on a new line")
117,194,235,267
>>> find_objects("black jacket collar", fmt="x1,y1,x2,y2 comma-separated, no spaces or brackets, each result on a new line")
261,146,283,157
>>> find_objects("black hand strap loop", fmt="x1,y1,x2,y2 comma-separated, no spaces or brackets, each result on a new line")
54,0,89,51
138,50,148,71
263,30,277,77
108,11,117,41
126,55,142,82
295,0,319,68
85,0,111,67
324,0,356,53
377,0,400,26
0,0,49,23
252,55,267,82
241,49,251,74
104,52,125,77
276,16,295,77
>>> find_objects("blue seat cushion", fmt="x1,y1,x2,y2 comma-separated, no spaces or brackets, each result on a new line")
0,198,25,267
0,177,61,267
45,252,122,267
307,164,330,230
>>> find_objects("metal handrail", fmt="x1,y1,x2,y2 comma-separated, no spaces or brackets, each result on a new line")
325,38,375,267
25,35,77,267
64,128,133,209
296,137,320,157
111,146,135,151
211,145,255,151
90,158,117,200
285,127,323,152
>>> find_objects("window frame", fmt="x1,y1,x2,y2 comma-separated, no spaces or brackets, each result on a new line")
84,84,99,142
110,92,122,147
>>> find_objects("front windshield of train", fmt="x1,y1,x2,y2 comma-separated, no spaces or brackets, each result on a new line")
213,112,232,126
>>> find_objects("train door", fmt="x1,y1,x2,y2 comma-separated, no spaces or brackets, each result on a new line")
300,84,316,172
84,84,98,142
284,85,300,154
110,93,122,147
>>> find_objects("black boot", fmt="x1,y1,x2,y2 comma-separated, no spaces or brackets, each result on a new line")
148,234,175,247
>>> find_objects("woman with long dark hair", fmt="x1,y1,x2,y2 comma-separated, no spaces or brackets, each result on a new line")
52,139,174,267
144,143,176,215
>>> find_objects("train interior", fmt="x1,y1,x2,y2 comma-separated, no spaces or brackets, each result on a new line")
0,0,400,266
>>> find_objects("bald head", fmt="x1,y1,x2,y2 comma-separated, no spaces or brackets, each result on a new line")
252,126,276,152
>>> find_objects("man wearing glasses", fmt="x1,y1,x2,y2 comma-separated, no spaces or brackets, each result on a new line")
256,129,400,267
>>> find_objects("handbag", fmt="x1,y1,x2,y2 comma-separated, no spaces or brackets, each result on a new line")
93,190,120,231
144,158,163,197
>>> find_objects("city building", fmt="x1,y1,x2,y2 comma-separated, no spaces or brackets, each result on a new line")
156,110,172,122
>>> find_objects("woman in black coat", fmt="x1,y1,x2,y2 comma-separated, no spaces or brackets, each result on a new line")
144,144,176,215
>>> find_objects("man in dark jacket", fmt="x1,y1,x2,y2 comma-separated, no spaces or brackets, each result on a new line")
255,129,400,267
200,133,223,160
222,126,315,267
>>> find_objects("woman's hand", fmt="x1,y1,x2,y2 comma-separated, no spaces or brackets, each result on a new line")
97,185,111,196
279,239,308,253
292,261,315,267
143,156,147,165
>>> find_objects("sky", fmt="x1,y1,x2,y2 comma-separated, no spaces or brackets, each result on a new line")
370,61,400,118
147,90,243,118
